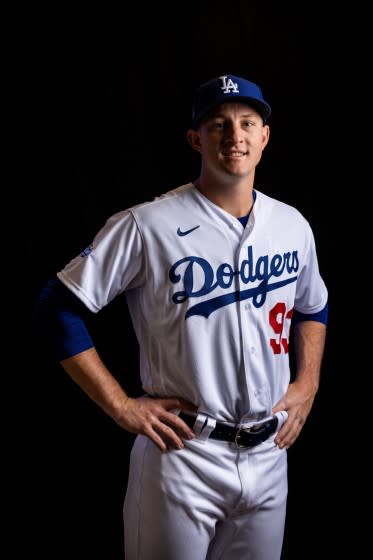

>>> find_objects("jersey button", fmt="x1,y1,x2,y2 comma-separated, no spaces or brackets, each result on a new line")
245,303,251,310
250,346,255,354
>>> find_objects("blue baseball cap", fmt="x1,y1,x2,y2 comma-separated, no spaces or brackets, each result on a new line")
191,74,272,129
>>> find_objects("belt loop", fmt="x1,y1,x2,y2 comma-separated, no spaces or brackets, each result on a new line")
192,413,208,435
192,414,217,442
198,416,216,442
274,410,288,430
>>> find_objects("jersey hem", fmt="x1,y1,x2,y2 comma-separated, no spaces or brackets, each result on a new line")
57,271,101,313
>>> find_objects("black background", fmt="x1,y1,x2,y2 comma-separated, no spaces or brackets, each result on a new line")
7,2,368,558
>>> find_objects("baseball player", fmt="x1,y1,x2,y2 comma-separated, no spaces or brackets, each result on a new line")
35,74,328,560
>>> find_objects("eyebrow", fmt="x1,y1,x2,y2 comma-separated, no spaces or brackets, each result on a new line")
211,109,258,119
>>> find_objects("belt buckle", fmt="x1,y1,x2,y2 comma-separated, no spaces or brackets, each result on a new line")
234,423,267,449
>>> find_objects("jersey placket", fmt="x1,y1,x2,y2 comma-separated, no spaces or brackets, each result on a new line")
236,211,266,422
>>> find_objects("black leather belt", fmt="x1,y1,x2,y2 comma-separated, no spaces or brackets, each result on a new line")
180,412,278,448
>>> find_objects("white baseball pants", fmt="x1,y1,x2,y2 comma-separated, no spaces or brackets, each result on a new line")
123,432,288,560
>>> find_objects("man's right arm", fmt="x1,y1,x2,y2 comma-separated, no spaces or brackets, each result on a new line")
61,347,196,451
34,277,196,451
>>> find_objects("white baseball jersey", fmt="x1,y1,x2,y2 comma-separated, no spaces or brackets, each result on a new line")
57,183,327,423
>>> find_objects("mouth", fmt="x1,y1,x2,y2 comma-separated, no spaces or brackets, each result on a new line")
222,151,248,158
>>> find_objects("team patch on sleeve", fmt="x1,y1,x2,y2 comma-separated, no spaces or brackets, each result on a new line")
80,244,94,257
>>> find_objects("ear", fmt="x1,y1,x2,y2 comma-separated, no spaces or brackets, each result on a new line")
187,129,202,154
262,125,270,149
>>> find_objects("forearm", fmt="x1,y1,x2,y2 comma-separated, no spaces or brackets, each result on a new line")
60,347,129,424
34,278,196,451
273,319,327,448
60,347,196,452
293,320,327,395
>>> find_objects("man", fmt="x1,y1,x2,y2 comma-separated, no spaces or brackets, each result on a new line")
35,74,328,559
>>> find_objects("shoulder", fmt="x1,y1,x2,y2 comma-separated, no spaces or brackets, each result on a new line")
129,183,196,224
95,184,194,231
255,189,307,220
92,184,195,241
255,189,312,232
129,183,194,216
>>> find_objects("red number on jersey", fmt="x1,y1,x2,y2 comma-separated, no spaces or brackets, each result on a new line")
269,303,293,354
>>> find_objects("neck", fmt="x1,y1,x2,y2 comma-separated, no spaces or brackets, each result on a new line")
194,175,254,218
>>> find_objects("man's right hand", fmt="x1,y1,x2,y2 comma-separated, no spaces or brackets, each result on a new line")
117,395,198,452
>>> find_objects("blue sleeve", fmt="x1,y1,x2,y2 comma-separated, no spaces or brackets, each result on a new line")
33,275,95,361
293,303,328,326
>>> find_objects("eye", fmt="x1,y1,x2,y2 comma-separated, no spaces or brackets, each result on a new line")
242,120,254,128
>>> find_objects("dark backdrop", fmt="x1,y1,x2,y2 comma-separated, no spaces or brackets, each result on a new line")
7,3,368,558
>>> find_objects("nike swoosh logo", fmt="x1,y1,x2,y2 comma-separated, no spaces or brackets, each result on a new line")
177,225,200,237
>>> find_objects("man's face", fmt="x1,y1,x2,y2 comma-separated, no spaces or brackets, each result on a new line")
190,102,270,180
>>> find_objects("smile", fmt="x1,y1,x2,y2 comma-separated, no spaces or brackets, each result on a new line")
222,151,247,157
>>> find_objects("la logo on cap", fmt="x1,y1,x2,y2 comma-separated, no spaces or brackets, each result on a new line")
220,75,239,94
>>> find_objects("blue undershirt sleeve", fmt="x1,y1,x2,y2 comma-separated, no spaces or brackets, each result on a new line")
33,275,95,361
292,303,328,326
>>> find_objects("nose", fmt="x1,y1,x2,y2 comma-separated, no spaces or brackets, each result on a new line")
224,122,243,145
